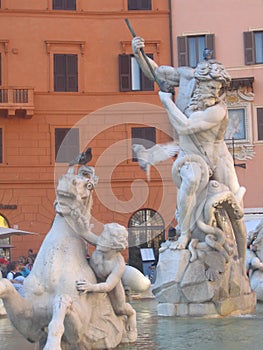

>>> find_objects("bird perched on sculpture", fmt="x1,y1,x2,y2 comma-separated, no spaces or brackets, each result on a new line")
69,147,92,166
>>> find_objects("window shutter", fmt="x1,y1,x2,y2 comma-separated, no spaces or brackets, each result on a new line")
244,32,255,65
257,108,263,140
128,0,138,10
141,53,154,91
66,0,76,10
128,0,151,10
52,0,63,9
54,54,66,92
177,36,188,66
66,54,78,92
205,34,215,59
140,0,152,10
119,55,131,91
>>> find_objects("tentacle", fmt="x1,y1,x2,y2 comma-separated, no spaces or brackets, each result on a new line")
197,220,230,263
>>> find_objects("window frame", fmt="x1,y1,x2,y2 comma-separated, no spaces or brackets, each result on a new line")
244,31,263,65
177,34,215,67
119,54,154,92
45,40,85,93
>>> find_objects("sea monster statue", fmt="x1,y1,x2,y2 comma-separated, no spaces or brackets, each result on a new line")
0,163,150,349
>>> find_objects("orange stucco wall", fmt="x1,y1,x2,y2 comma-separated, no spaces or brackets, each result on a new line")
0,0,172,260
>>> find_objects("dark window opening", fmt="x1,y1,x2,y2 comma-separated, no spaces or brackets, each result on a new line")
128,0,152,10
55,128,79,163
131,127,156,161
52,0,76,10
54,54,78,92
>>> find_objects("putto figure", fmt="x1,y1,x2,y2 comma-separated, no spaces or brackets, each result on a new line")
77,223,137,342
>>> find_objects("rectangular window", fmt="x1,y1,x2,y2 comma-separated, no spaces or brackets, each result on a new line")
128,0,152,10
177,34,215,67
54,54,78,92
244,31,263,65
257,108,263,141
52,0,76,10
131,127,156,161
119,54,154,92
0,128,2,163
55,128,79,163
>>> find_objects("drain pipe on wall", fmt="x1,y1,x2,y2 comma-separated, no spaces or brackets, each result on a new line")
168,0,174,68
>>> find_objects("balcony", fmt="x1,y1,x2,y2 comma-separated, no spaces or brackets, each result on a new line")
0,86,34,118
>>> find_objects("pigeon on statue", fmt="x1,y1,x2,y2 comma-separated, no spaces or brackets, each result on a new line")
69,147,92,166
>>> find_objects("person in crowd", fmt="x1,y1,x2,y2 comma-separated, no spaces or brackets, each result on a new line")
6,260,25,297
26,255,35,271
6,261,22,282
18,256,30,277
0,257,9,277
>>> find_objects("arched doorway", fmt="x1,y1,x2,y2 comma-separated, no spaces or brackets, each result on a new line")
0,214,11,260
128,208,165,276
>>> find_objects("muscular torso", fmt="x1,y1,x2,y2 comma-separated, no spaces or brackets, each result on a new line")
179,102,229,166
90,250,124,282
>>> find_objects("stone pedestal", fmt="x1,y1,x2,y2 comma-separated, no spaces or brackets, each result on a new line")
152,248,256,317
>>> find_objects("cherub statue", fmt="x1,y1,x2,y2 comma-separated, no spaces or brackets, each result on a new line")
76,223,137,341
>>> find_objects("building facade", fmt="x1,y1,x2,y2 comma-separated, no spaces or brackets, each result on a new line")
0,0,173,266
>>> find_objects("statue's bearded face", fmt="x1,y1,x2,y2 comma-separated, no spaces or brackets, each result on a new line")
189,79,223,111
198,80,222,103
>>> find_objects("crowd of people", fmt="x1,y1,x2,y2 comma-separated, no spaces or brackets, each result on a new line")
0,248,37,297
